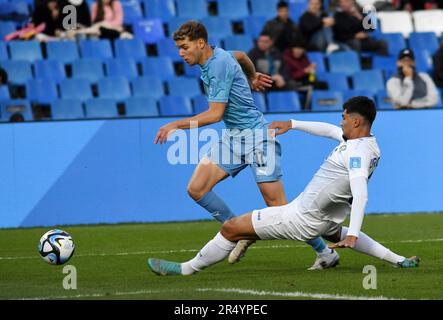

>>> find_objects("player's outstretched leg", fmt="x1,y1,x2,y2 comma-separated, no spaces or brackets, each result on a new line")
307,237,340,270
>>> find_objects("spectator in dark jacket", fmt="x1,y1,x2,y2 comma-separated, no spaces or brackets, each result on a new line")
262,1,304,52
32,0,63,37
333,0,388,55
433,42,443,88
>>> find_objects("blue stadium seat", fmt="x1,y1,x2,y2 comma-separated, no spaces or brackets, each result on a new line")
328,51,361,76
289,0,309,23
8,41,42,62
26,79,58,104
252,92,267,113
79,39,113,59
121,0,143,25
250,0,279,19
311,90,344,111
343,89,375,102
59,78,93,101
242,16,268,39
167,17,188,37
125,97,159,117
0,85,10,99
224,35,254,52
267,91,301,112
97,77,131,100
307,52,326,73
0,41,8,60
51,99,85,120
316,72,349,91
176,0,207,19
156,38,181,62
409,32,439,55
85,98,119,118
105,58,139,78
378,33,406,57
351,70,385,94
72,59,105,83
114,39,146,61
201,17,232,39
143,0,176,21
0,99,33,122
34,60,66,83
184,63,201,78
142,57,176,80
167,78,201,98
46,41,79,64
414,49,433,73
159,96,193,116
133,19,165,44
375,89,394,109
372,56,397,78
0,60,33,85
0,21,16,40
131,76,165,99
192,95,208,114
217,0,249,20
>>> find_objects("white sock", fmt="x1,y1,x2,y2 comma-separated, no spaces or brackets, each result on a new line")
181,232,236,275
341,227,405,265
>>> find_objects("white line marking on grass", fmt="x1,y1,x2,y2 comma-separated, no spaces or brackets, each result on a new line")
1,238,442,261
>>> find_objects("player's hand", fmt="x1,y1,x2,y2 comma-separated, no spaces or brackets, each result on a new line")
252,72,273,91
329,235,358,249
268,120,292,137
154,123,178,144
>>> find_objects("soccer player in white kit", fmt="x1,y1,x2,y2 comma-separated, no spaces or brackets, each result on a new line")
147,96,420,276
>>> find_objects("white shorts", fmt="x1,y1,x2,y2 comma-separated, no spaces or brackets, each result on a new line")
251,200,341,242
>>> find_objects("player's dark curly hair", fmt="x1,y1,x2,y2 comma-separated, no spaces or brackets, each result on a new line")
173,20,208,42
343,96,377,125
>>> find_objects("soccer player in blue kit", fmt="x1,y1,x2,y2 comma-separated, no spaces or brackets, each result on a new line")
154,21,337,269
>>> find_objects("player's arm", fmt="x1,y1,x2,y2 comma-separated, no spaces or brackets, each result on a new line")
154,103,225,144
269,119,344,141
232,51,273,91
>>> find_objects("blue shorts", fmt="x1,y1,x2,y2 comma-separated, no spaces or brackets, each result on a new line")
207,127,282,183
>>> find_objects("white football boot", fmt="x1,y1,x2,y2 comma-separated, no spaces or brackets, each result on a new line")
228,239,256,264
308,248,340,270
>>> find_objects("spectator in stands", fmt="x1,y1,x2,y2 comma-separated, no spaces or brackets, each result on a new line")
0,67,8,85
355,0,396,10
333,0,388,55
433,41,443,88
31,0,63,39
299,0,339,53
262,1,304,52
248,32,286,90
387,49,439,109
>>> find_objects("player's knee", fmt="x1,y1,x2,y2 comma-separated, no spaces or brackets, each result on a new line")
187,183,206,201
220,219,239,241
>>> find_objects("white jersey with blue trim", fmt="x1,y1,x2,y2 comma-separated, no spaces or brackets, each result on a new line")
296,136,381,225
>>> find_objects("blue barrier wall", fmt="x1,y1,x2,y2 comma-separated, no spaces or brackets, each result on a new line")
1,109,442,228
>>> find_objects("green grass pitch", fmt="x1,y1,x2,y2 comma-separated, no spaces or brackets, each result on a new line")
1,213,442,300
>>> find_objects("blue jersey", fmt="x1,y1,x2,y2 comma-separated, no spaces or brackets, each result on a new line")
200,47,266,130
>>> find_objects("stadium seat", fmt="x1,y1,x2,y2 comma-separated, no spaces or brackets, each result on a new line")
0,99,33,122
307,52,326,73
316,72,349,91
8,41,42,62
372,56,397,78
133,19,165,44
250,0,278,19
408,32,439,55
131,76,165,99
176,0,207,19
0,21,16,40
71,59,105,83
351,70,385,94
97,77,131,100
201,17,232,39
217,0,249,20
0,41,8,60
142,57,176,80
184,63,201,78
267,91,301,112
412,10,443,36
159,96,193,116
46,41,79,64
375,89,394,109
289,0,309,23
343,90,375,103
378,33,406,57
114,39,146,61
224,35,254,52
414,49,433,73
0,60,33,85
167,17,188,37
156,38,181,62
252,92,266,113
377,11,413,38
0,85,10,99
121,0,143,25
85,98,119,118
143,0,176,21
79,39,113,59
328,51,361,76
34,60,66,83
242,16,268,39
59,78,93,101
167,78,201,98
26,79,58,104
311,90,344,111
192,95,208,114
105,58,139,78
125,96,159,117
51,99,85,120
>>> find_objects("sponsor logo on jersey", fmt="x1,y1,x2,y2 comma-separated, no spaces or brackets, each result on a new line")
350,157,362,169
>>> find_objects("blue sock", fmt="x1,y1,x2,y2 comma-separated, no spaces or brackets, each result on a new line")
196,191,236,223
306,237,327,254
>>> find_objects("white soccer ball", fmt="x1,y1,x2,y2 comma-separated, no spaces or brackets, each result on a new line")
38,229,75,265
